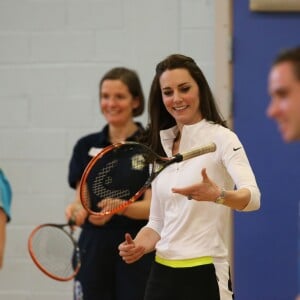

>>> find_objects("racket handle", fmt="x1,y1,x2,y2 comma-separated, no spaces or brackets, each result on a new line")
68,216,76,226
74,280,84,300
180,143,216,161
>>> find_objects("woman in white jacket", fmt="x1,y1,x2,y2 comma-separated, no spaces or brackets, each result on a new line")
119,54,261,300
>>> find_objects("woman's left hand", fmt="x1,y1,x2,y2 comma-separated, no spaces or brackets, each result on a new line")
171,168,220,202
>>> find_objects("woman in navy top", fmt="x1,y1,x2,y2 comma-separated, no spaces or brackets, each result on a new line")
66,67,153,300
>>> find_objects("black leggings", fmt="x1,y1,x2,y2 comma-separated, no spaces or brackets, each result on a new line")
144,261,220,300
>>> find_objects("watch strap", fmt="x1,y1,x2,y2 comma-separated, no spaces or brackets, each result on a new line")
215,188,226,204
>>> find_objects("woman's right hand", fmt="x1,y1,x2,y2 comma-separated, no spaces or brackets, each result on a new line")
118,233,145,264
65,202,88,226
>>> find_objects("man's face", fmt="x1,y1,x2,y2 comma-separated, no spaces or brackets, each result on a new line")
267,62,300,142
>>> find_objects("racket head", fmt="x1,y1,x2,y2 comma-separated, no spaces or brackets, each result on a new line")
79,142,158,216
28,223,80,281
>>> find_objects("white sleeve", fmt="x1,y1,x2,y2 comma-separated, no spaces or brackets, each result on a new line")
217,130,261,212
145,178,164,235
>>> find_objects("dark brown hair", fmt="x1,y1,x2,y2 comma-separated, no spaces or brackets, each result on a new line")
144,54,226,155
99,67,145,117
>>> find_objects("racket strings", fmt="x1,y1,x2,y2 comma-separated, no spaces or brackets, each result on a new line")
84,147,152,213
30,226,78,279
92,159,116,196
92,159,131,200
86,158,131,213
82,145,154,214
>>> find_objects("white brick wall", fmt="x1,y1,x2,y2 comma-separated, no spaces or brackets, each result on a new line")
0,0,218,298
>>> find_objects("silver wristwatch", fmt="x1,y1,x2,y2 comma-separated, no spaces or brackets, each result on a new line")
215,188,226,204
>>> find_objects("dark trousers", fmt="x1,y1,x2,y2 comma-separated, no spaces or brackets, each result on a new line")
144,261,220,300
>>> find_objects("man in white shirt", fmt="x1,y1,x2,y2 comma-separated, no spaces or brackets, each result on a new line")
267,46,300,142
266,46,300,300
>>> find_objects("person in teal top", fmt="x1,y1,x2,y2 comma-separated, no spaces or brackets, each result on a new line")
0,168,12,269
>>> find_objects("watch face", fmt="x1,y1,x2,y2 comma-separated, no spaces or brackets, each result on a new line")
215,197,225,204
215,189,225,204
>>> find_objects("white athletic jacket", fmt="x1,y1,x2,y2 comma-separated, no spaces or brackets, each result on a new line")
146,119,261,260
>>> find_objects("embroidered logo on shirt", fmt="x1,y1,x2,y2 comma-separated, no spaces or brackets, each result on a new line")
88,147,103,157
233,147,242,151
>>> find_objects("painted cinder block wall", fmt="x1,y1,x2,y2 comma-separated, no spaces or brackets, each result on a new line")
0,1,217,299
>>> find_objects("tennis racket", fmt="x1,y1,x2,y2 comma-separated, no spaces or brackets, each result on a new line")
28,219,80,281
80,141,216,216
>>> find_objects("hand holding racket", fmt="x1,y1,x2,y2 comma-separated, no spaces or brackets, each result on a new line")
28,218,80,281
66,200,114,226
80,141,216,216
65,202,87,226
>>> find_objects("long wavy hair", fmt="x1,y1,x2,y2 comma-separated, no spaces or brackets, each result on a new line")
143,54,226,155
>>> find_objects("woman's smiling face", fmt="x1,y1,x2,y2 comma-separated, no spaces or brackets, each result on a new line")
100,79,139,126
159,68,203,127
